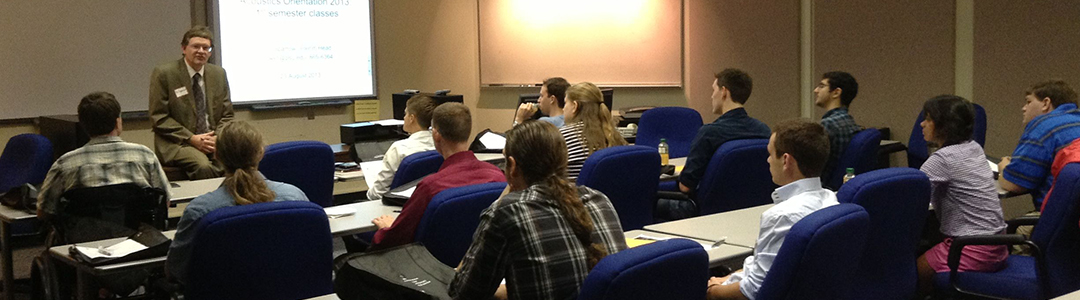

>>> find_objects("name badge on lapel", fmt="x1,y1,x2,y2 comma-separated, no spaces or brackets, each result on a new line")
174,87,189,98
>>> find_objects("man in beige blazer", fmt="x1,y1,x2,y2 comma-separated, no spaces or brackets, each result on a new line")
149,26,234,179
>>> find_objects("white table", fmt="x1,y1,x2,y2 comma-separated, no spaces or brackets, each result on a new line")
624,230,752,269
48,231,178,300
168,178,224,203
1055,289,1080,299
0,205,35,300
306,294,342,300
644,204,773,248
660,157,687,181
327,201,400,237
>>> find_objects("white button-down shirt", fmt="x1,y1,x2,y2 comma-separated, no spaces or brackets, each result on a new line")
366,130,435,200
723,177,839,300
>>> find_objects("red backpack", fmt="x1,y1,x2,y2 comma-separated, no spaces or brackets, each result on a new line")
1040,138,1080,212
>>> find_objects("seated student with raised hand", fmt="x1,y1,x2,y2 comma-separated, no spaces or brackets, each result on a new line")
367,102,505,250
915,95,1007,296
450,120,627,300
559,82,627,181
366,95,437,201
166,121,309,284
707,120,838,300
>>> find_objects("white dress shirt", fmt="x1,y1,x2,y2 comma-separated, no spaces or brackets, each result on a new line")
723,177,839,300
365,130,435,200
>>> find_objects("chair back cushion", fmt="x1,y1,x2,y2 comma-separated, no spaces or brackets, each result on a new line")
390,150,444,189
0,134,53,193
259,141,335,207
577,145,660,230
696,139,776,215
57,183,168,244
187,201,333,300
836,168,931,299
756,203,870,300
415,182,506,266
828,128,881,189
1031,162,1080,296
636,107,703,158
578,238,708,300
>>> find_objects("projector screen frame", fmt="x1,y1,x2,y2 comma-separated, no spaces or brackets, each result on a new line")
207,0,378,108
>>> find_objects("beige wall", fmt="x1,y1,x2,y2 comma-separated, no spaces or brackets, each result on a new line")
3,0,1079,162
974,0,1080,157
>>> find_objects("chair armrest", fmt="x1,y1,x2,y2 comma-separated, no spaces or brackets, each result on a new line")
656,191,691,201
946,234,1046,299
1006,215,1040,234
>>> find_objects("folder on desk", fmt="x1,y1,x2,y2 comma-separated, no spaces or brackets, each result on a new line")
69,225,171,266
381,176,427,206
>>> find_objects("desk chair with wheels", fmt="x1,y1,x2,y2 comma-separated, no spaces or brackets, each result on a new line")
635,107,702,158
415,182,506,266
577,145,660,231
837,168,931,300
754,203,871,300
260,140,335,207
389,150,443,190
933,162,1080,300
578,238,708,300
656,139,775,220
184,201,333,300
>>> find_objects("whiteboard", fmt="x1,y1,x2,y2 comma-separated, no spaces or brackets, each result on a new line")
0,1,191,119
478,0,683,87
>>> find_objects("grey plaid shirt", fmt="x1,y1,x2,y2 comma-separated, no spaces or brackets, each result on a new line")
820,107,860,188
37,136,170,215
450,185,627,300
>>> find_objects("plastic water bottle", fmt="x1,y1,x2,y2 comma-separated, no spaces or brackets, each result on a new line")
843,168,856,184
658,138,670,166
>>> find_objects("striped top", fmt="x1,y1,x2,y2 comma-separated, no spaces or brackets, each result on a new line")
560,121,590,181
1003,103,1080,208
921,140,1005,237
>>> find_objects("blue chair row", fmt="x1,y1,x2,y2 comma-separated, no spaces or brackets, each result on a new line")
635,107,702,158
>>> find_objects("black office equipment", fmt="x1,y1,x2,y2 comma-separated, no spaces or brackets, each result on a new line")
340,122,408,162
391,92,464,120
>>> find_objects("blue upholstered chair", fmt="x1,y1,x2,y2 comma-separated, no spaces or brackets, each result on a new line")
933,162,1080,299
695,139,776,215
755,203,871,300
837,168,931,300
826,128,881,190
259,141,335,207
908,103,987,169
578,238,708,300
390,150,444,189
415,182,506,267
0,133,53,194
185,201,333,300
635,107,702,158
577,145,660,230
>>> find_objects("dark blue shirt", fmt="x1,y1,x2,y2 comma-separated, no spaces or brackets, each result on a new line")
679,108,771,191
1003,103,1080,208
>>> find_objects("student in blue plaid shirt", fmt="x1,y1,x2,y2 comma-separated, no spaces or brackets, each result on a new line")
450,121,627,300
813,71,861,190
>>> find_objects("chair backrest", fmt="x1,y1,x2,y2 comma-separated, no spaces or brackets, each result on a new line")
836,168,931,300
635,107,703,158
0,134,53,193
1030,162,1080,297
755,203,871,300
415,182,506,266
186,201,333,300
259,141,335,207
908,103,987,169
828,128,881,190
578,238,708,300
55,183,168,245
576,145,660,230
696,139,777,215
390,150,444,189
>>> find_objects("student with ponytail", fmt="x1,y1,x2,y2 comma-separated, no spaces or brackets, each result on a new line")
166,121,309,284
449,121,627,300
560,82,627,180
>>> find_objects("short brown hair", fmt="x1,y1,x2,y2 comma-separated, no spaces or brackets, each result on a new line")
773,119,830,178
1027,80,1078,108
78,92,121,136
405,95,437,129
432,102,471,143
715,68,753,104
543,77,571,108
181,25,214,46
